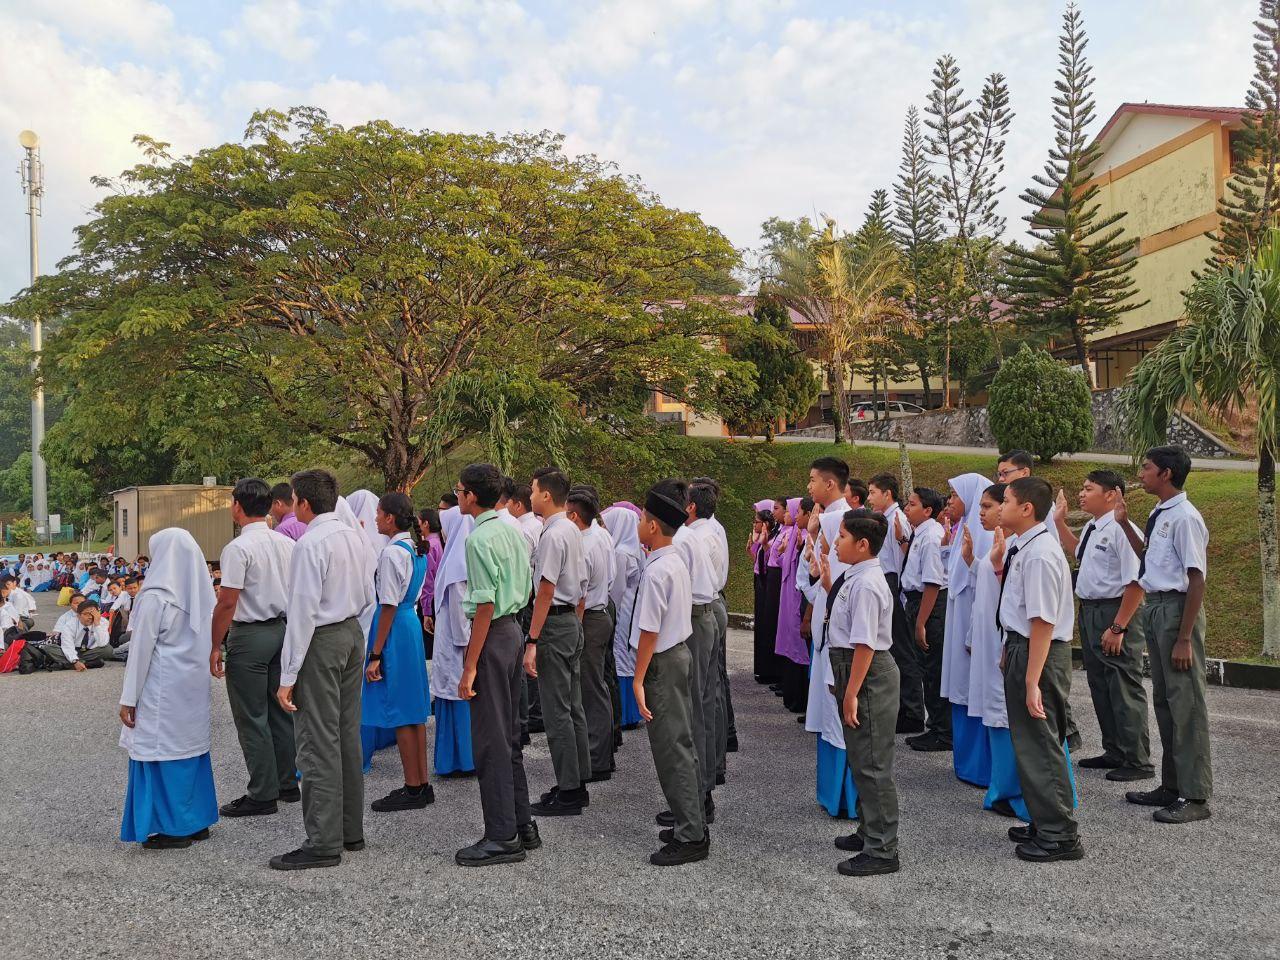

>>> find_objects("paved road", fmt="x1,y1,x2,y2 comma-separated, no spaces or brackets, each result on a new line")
2,593,1278,960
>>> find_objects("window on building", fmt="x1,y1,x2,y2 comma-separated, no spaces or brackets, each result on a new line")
123,508,128,537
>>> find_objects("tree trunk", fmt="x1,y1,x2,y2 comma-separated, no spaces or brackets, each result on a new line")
831,352,854,445
381,443,427,494
1070,321,1095,389
871,368,880,422
1260,443,1280,659
919,365,933,409
827,362,844,444
898,437,913,497
943,323,952,409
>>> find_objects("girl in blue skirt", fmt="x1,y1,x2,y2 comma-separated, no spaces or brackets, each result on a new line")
362,493,434,812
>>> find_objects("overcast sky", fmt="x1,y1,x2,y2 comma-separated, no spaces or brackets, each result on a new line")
0,0,1259,301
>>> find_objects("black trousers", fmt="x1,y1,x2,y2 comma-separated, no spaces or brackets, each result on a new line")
470,615,531,842
903,588,951,740
885,573,920,727
754,567,782,682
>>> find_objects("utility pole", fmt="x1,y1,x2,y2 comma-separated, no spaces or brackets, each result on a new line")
18,130,48,541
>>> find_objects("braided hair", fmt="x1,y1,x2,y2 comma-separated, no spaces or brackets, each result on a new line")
380,492,426,555
418,507,443,547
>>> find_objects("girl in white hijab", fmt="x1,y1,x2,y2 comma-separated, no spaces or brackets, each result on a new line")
346,489,390,554
118,528,219,850
429,506,476,775
602,506,645,729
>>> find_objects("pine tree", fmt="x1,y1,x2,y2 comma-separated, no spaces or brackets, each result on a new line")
1004,3,1145,385
893,106,943,407
1210,1,1280,264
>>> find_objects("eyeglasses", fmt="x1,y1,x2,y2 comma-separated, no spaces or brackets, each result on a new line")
995,468,1017,480
453,485,468,496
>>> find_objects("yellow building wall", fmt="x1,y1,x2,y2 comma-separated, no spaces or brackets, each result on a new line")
1094,234,1213,340
1095,133,1219,239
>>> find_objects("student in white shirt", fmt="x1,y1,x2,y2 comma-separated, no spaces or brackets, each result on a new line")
37,598,112,669
688,475,738,768
270,469,376,872
998,477,1082,864
633,479,709,866
821,508,901,876
1054,470,1153,782
211,479,300,818
5,578,36,630
567,485,617,782
1116,445,1213,824
867,473,920,735
899,487,951,752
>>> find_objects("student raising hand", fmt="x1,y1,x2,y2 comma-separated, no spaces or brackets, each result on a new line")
989,527,1007,573
941,514,954,546
818,548,832,592
960,524,974,566
894,512,908,554
1055,488,1069,520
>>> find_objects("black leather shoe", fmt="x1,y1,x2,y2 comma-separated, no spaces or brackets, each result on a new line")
796,714,806,723
455,836,527,867
344,839,365,852
715,773,725,786
834,832,864,852
537,786,589,807
278,786,301,803
650,834,710,866
531,789,587,816
656,796,715,827
1015,838,1084,863
1153,799,1211,824
371,785,435,811
584,770,612,784
142,828,209,849
520,732,532,746
269,847,341,871
837,853,899,876
1079,753,1122,769
726,735,739,752
1126,786,1179,807
896,717,925,735
1106,765,1156,782
909,733,953,752
1008,824,1036,844
219,795,278,818
988,799,1017,818
659,825,712,844
517,822,541,850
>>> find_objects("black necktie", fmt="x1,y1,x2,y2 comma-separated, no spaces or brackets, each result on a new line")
81,626,91,650
996,543,1020,633
1075,521,1096,562
1137,507,1166,580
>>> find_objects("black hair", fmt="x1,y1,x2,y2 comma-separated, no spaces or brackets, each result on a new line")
868,472,899,502
1145,444,1192,488
417,507,442,537
531,466,571,505
78,600,100,614
123,576,140,586
799,495,815,513
690,476,721,496
1085,469,1127,493
232,477,273,518
912,487,945,518
846,478,869,505
269,481,294,506
756,508,779,537
982,482,1008,504
810,456,850,487
379,492,425,555
511,482,533,512
997,449,1035,471
689,483,718,519
1008,477,1053,521
842,507,889,555
500,475,517,502
566,484,601,526
460,463,504,509
439,491,459,508
291,469,339,515
646,478,688,536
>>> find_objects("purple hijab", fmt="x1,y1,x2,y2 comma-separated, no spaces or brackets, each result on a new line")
775,497,809,665
417,532,444,619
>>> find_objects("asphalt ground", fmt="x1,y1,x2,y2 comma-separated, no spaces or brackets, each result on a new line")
1,592,1278,960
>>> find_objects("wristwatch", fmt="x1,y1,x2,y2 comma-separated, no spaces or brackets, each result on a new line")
368,651,383,661
1108,623,1127,636
526,636,538,645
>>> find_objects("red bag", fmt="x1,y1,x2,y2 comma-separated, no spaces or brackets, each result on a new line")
0,638,26,673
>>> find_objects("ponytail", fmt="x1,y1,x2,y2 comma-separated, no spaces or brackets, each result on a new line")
380,492,425,556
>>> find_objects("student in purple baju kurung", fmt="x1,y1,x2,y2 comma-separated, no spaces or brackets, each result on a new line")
774,497,810,714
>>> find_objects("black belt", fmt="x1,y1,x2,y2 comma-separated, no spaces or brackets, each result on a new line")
903,588,947,600
1079,597,1123,607
1145,589,1186,599
548,603,576,615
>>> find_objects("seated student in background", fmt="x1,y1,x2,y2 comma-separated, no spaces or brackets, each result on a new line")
35,600,113,670
0,582,21,649
5,576,37,631
51,593,87,645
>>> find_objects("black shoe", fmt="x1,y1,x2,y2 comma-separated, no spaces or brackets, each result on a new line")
585,770,612,784
726,735,739,753
837,853,899,876
527,720,545,734
1126,786,1179,807
219,795,278,818
537,785,590,807
520,732,532,746
909,733,952,752
796,715,806,724
1008,824,1036,844
896,717,925,735
834,832,864,852
1015,838,1084,863
988,799,1018,819
1106,765,1156,782
344,839,365,852
142,828,208,850
655,796,715,827
659,825,713,844
531,789,587,816
269,847,341,871
440,769,477,779
1153,799,1211,824
904,732,929,747
517,822,542,850
455,836,527,867
1079,753,1122,769
715,773,725,786
371,785,435,812
650,834,710,866
622,723,641,732
278,786,301,803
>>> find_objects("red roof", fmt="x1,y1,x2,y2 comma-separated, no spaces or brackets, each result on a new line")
1095,103,1249,144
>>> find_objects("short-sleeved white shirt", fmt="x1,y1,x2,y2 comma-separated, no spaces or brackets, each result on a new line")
998,523,1074,641
219,521,295,623
673,520,719,604
629,545,692,654
1075,510,1142,601
877,502,907,578
581,523,616,611
9,588,35,619
827,558,893,652
534,512,587,604
1135,493,1209,593
901,517,948,592
375,532,417,607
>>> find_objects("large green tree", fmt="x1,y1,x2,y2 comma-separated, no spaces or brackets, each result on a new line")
7,108,747,491
721,296,820,439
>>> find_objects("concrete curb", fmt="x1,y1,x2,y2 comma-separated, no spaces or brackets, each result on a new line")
729,612,1280,691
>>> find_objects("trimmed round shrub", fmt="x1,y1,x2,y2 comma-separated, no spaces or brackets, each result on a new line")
988,345,1093,462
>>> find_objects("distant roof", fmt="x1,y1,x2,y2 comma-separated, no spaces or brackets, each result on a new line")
1095,102,1249,147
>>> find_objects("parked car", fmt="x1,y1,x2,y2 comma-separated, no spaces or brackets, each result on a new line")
852,400,926,420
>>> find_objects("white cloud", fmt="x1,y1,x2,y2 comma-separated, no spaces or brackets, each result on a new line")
236,0,319,61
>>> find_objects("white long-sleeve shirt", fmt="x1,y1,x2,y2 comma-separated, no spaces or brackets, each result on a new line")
281,513,376,687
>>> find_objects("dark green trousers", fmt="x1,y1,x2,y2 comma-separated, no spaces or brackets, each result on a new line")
580,607,616,775
644,643,705,843
1003,633,1078,845
535,611,590,790
225,618,297,802
295,617,365,858
1142,591,1212,800
831,647,900,860
1078,598,1152,771
687,605,718,797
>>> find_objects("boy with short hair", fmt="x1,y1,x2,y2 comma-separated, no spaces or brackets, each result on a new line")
822,508,901,876
866,472,919,733
38,599,113,670
899,487,950,751
634,479,709,866
1116,445,1212,824
844,478,869,511
998,477,1082,863
5,576,36,631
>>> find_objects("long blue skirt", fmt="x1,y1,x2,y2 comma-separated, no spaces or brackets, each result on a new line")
617,674,642,727
815,736,859,819
361,725,400,773
983,726,1079,821
120,753,218,843
952,705,992,787
363,604,431,728
433,697,475,774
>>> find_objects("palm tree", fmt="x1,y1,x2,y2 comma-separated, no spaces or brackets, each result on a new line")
1119,228,1280,658
767,218,908,442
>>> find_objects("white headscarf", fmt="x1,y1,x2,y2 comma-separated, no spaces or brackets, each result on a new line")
434,506,474,615
346,489,389,553
602,506,643,565
132,528,215,651
946,472,994,594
